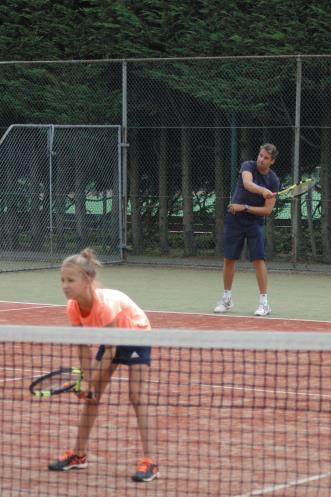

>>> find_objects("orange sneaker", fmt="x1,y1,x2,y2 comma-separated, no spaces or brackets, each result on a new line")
48,449,88,471
132,457,160,482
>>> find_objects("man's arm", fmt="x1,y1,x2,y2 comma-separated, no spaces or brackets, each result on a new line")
242,171,274,199
228,197,276,217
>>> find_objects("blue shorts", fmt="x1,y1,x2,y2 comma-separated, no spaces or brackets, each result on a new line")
96,345,151,366
224,212,266,261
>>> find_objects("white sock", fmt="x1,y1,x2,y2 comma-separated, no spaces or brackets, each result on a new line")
224,290,232,300
259,294,268,305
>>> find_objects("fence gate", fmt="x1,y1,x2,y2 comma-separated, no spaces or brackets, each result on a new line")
0,124,122,271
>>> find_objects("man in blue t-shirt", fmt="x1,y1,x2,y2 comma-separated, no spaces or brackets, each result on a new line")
214,143,280,316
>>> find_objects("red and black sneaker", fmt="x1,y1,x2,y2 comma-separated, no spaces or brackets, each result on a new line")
48,449,88,471
132,457,160,482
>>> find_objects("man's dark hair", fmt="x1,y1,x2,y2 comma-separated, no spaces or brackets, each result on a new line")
260,143,278,160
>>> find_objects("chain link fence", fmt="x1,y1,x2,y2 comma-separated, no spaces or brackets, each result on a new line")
0,55,330,271
0,124,122,270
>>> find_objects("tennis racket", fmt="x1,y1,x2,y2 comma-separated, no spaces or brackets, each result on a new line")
272,178,315,199
29,367,83,398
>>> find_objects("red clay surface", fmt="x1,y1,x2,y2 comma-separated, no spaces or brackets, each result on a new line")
0,301,330,497
0,300,330,331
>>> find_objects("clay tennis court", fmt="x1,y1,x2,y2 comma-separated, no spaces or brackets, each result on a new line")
0,300,330,496
0,299,331,330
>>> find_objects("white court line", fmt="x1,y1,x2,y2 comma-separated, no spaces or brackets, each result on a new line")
1,366,330,399
0,300,65,314
158,380,331,400
1,369,330,494
107,375,331,400
0,305,63,313
233,471,331,497
0,300,330,324
145,309,331,324
0,370,48,382
0,376,25,382
0,300,64,307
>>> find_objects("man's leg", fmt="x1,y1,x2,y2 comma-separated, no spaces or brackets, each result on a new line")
247,222,271,316
253,259,267,294
252,259,271,316
223,257,236,290
214,213,244,313
214,258,236,313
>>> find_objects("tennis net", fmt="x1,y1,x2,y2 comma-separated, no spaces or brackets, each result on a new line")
0,326,330,497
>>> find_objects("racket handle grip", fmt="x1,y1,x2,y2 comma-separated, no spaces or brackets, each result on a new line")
271,192,277,197
77,391,94,400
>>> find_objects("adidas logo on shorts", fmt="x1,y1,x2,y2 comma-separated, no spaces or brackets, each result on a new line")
130,351,140,359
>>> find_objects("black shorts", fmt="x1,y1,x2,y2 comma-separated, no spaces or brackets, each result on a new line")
96,345,151,366
224,212,266,261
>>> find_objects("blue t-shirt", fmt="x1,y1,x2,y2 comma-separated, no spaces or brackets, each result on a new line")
232,160,280,206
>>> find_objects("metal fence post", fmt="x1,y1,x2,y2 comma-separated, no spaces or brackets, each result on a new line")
292,55,302,264
121,60,128,261
48,124,55,255
230,113,238,197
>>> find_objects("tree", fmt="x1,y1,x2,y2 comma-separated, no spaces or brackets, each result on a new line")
1,0,331,264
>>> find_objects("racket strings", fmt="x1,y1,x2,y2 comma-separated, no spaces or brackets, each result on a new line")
279,179,315,198
292,180,315,196
30,368,82,395
42,372,77,390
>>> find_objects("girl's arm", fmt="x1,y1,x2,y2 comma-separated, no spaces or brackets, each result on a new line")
73,344,94,399
78,344,93,382
88,322,115,400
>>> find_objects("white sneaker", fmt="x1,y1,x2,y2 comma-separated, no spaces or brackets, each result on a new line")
214,297,234,313
254,303,271,316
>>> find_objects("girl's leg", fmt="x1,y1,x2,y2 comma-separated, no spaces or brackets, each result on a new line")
75,363,118,455
128,364,155,458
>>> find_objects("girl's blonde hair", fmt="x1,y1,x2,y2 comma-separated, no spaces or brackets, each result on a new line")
62,247,102,280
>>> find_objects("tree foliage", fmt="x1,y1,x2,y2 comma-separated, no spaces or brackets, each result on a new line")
0,0,330,61
0,1,330,260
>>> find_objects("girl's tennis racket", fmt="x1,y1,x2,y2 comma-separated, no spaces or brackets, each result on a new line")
272,178,315,199
29,367,83,398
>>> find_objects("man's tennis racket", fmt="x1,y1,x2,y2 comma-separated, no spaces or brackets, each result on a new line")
272,178,315,199
29,367,83,398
